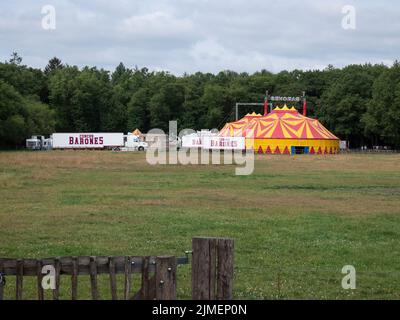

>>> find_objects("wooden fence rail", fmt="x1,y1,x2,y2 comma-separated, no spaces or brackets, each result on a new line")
0,237,234,300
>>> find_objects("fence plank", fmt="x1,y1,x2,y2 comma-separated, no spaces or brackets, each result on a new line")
109,257,117,300
155,256,177,300
209,238,218,300
192,237,211,300
141,257,150,300
124,256,132,300
71,257,78,300
53,258,61,300
36,259,44,300
0,261,5,300
216,238,234,300
16,259,23,300
90,256,98,300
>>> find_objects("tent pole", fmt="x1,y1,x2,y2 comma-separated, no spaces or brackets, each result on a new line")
235,103,239,121
264,90,269,116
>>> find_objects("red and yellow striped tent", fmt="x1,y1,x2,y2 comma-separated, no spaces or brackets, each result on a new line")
220,106,339,154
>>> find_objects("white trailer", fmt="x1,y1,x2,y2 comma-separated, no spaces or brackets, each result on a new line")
52,133,124,149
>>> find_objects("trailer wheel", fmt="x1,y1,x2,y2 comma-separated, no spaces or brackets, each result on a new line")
112,147,120,152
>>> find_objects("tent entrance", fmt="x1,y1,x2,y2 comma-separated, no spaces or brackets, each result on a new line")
291,146,309,154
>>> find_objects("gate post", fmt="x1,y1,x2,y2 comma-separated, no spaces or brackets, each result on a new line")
192,237,234,300
0,273,4,300
155,256,177,300
0,260,4,300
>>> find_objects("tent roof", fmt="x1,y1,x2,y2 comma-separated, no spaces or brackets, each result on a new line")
132,128,142,136
220,105,339,140
219,112,263,137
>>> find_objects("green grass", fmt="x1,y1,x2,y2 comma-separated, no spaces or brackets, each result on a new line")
0,151,399,299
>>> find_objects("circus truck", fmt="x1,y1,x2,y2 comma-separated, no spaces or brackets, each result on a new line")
26,132,148,151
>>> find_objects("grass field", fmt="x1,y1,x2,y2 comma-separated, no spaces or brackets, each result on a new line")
0,151,399,299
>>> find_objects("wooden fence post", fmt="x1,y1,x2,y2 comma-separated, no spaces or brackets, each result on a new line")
192,237,234,300
36,259,44,300
16,259,23,300
155,256,177,300
0,277,3,300
0,260,5,301
216,238,234,300
0,279,3,300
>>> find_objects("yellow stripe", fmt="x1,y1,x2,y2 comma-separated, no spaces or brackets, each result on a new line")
305,122,313,138
280,121,294,138
283,121,305,138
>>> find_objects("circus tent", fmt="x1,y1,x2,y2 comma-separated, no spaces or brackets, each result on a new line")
219,105,339,154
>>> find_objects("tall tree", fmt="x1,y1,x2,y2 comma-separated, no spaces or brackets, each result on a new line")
9,52,22,65
201,84,226,129
316,64,386,147
44,57,64,75
362,62,400,148
0,80,27,146
127,87,150,132
48,66,80,131
0,80,55,147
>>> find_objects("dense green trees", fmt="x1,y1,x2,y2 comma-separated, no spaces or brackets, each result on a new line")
1,53,400,148
316,64,387,146
362,62,400,147
0,80,54,146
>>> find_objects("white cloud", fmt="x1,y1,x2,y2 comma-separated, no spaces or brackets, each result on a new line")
187,38,328,74
118,11,195,38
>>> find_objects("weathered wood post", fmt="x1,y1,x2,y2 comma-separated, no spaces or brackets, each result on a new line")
0,271,4,301
192,237,234,300
0,260,5,301
16,259,23,300
155,256,177,300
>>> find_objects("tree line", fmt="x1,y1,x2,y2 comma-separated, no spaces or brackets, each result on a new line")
1,52,400,148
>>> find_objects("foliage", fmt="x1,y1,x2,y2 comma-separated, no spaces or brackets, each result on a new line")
362,62,400,148
0,80,55,147
44,57,64,76
1,53,400,148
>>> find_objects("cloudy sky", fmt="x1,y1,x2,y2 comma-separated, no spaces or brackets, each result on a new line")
0,0,399,74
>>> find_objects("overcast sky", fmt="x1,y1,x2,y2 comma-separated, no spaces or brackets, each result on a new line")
0,0,399,75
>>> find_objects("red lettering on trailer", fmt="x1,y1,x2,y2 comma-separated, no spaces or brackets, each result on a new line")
62,134,109,147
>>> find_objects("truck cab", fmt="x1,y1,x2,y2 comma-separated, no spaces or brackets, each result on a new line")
26,136,52,150
121,134,148,151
